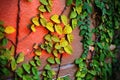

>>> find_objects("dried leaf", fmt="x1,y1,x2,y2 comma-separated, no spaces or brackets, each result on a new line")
4,26,16,34
51,14,60,24
67,33,74,43
60,38,68,47
55,24,63,34
23,63,31,74
40,18,47,27
31,24,36,32
46,22,54,32
32,17,40,26
61,15,68,25
64,45,73,54
55,58,60,64
35,49,42,56
70,11,77,19
51,35,60,42
16,52,24,63
38,5,46,12
76,5,82,14
72,19,77,29
39,0,48,5
44,34,52,41
63,25,72,34
11,58,17,71
47,57,55,64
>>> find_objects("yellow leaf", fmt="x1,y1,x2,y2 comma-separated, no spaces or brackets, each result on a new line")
4,26,15,34
55,24,62,34
38,5,47,12
44,34,52,41
76,5,82,14
40,18,47,27
48,0,52,6
35,49,42,56
63,25,72,34
31,24,36,32
72,19,77,29
61,15,68,25
46,5,52,12
55,43,61,49
32,17,40,26
11,58,17,71
60,38,68,47
46,22,54,32
64,45,73,54
16,52,24,63
51,14,60,24
67,33,74,43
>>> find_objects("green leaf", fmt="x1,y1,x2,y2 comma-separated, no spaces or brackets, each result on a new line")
34,56,40,61
40,18,47,27
46,22,54,32
38,5,47,12
16,52,24,63
46,46,52,53
35,49,42,56
46,5,52,12
67,33,74,43
30,60,36,67
0,26,4,32
55,24,63,35
53,49,58,57
61,15,68,25
51,35,60,42
1,68,10,76
32,17,40,26
64,45,73,54
0,21,4,25
70,11,77,19
75,0,82,6
23,63,31,74
66,0,73,6
39,0,48,5
22,75,32,80
63,25,72,34
44,64,51,70
55,43,61,49
76,5,82,14
32,67,39,75
0,32,4,39
55,58,60,64
36,60,41,66
47,57,55,64
1,38,8,46
83,2,92,14
51,14,60,24
44,34,52,41
11,58,17,71
16,67,24,78
72,19,77,29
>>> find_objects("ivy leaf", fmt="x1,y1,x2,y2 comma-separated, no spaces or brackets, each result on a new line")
60,38,68,47
30,60,36,67
38,5,47,12
35,49,42,56
46,5,52,12
46,46,52,53
72,19,77,29
31,24,36,32
58,48,64,54
53,49,58,57
36,60,41,66
75,0,82,6
44,34,52,41
76,5,82,14
11,58,17,71
40,18,47,27
64,45,73,54
54,24,63,35
67,33,74,43
34,56,40,61
61,15,68,25
0,26,4,32
51,35,60,42
39,0,48,5
32,17,40,26
51,14,60,24
32,67,39,75
63,25,72,34
55,58,60,64
83,2,92,14
4,26,16,34
44,64,51,70
48,0,52,6
55,43,61,49
46,22,54,32
47,57,55,64
16,52,24,63
0,32,4,39
66,0,73,6
10,45,15,60
1,38,8,46
70,11,77,19
22,75,32,80
23,63,31,74
1,68,10,76
0,21,4,25
16,67,24,78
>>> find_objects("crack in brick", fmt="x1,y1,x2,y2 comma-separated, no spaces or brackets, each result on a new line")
15,0,20,56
